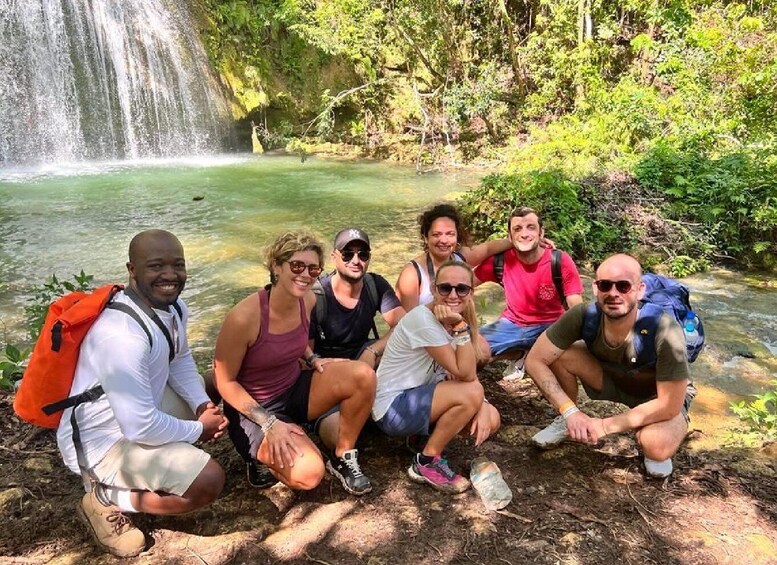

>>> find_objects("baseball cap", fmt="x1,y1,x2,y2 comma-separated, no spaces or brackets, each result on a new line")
333,228,371,251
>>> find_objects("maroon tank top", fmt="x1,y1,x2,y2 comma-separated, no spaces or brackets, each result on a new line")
237,288,309,402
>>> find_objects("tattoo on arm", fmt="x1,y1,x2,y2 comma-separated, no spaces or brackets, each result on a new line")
245,401,272,426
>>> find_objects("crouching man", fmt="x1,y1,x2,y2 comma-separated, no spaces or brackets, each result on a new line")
56,230,227,557
525,254,696,478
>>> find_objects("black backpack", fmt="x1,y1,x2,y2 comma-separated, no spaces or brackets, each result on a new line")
493,249,568,310
312,274,380,341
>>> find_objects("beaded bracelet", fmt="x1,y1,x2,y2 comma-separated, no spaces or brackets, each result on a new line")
260,414,279,434
452,334,472,346
365,345,381,357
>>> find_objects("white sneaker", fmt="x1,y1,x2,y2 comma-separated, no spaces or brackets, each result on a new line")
531,415,568,449
502,354,526,381
644,457,673,478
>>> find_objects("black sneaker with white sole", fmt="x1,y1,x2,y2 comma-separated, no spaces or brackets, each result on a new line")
247,460,278,488
326,449,372,495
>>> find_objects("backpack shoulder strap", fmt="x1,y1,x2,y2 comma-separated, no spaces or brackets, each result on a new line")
105,302,153,346
411,259,423,289
312,279,327,341
123,288,176,362
580,302,601,350
493,252,505,285
632,303,663,369
171,299,183,319
363,274,380,340
551,249,567,310
424,253,436,281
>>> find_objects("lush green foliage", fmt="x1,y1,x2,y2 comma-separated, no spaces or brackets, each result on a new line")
730,381,777,442
200,1,777,269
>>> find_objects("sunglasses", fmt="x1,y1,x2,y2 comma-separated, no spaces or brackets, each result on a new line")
594,279,633,294
286,260,323,278
436,283,473,297
340,249,371,262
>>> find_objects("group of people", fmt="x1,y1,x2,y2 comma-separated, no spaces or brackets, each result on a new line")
52,203,695,557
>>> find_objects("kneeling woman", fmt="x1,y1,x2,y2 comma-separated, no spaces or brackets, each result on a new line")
214,231,376,495
373,261,501,493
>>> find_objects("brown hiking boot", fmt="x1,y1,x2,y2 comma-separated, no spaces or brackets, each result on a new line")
77,490,145,557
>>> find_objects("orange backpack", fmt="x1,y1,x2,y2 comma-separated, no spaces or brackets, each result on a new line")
13,284,152,428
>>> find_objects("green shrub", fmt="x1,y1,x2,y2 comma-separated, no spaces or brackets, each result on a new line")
459,170,627,264
730,381,777,441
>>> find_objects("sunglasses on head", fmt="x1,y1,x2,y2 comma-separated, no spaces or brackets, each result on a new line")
340,249,371,262
436,283,473,297
286,260,323,278
594,279,633,294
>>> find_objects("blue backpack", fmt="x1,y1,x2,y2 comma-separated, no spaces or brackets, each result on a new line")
581,273,704,371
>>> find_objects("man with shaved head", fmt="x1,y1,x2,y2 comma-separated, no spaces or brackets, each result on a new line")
525,254,695,478
56,229,227,557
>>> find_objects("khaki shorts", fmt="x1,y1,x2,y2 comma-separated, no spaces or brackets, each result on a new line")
90,383,210,496
91,439,210,496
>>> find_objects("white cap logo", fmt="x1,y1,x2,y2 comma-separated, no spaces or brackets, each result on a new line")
349,229,361,239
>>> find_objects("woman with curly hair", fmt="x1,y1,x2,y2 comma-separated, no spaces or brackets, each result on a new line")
214,231,376,495
395,203,513,313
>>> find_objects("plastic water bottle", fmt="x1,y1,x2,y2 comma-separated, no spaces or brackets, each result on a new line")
684,311,700,345
470,457,512,511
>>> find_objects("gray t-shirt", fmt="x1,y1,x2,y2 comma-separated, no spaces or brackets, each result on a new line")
546,303,690,401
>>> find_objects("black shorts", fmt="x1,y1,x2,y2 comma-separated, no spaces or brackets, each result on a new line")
224,370,315,462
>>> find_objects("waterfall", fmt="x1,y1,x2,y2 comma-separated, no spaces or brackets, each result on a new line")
0,0,232,166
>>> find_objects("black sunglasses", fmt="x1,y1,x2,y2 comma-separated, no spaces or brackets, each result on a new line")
286,260,323,278
340,249,371,262
436,283,473,297
594,279,633,294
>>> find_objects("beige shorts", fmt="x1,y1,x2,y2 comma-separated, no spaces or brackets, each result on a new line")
91,439,210,496
90,382,210,496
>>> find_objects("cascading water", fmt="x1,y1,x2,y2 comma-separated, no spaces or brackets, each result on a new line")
0,0,232,166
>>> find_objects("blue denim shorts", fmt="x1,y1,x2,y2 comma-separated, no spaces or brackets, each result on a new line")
479,317,551,356
375,383,437,437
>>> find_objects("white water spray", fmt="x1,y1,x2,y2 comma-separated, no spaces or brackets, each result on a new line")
0,0,231,166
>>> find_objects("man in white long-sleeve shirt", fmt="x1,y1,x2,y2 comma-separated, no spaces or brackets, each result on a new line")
56,229,227,558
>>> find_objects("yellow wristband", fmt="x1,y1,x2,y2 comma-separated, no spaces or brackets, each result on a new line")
558,401,576,415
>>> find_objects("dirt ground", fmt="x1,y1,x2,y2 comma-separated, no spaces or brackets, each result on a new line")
2,365,776,565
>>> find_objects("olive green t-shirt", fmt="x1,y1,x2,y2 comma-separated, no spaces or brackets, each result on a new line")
546,303,690,400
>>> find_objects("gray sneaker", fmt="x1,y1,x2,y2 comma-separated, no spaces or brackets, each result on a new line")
531,415,569,449
327,449,372,495
644,457,673,478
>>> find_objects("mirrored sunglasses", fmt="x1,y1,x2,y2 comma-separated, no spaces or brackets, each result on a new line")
286,260,323,278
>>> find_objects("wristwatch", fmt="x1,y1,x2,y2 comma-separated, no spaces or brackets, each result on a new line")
305,353,321,368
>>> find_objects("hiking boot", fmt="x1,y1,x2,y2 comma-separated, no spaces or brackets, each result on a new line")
247,460,278,488
77,490,145,558
407,454,470,494
644,457,673,478
531,415,569,449
326,449,372,495
502,353,527,381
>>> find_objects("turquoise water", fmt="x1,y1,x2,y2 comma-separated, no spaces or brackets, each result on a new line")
0,155,484,347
